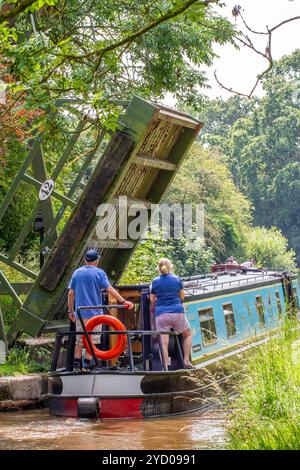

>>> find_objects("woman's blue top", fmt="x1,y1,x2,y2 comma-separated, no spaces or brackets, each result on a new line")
150,273,184,317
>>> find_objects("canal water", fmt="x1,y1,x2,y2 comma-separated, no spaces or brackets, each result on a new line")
0,409,227,450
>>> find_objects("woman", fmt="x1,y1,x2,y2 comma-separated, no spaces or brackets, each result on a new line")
150,258,194,369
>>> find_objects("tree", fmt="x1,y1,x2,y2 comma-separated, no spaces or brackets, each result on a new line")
214,5,300,98
0,0,235,129
165,143,252,261
120,230,215,284
0,56,43,252
0,0,238,268
242,226,296,271
201,50,300,264
166,236,215,277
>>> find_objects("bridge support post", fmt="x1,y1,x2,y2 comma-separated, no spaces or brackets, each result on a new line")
0,305,7,364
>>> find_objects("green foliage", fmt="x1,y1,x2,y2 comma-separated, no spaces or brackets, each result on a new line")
0,23,18,47
26,0,58,13
120,233,168,284
0,344,50,376
242,226,297,270
165,143,252,260
1,0,235,123
201,49,300,264
120,230,215,284
167,237,215,277
0,0,236,275
199,95,257,150
227,318,300,450
0,295,19,331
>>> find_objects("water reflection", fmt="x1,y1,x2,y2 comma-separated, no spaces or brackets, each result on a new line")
0,409,227,450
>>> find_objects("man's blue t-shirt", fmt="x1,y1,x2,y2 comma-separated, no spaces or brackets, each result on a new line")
150,273,184,317
68,265,111,318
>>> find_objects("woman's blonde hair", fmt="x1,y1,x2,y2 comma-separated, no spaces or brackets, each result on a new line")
157,258,173,275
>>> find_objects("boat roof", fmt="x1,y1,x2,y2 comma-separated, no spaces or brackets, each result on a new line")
116,270,295,297
182,270,285,298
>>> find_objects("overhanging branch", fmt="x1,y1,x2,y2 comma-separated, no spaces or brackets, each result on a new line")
0,0,38,24
215,11,300,98
55,0,220,62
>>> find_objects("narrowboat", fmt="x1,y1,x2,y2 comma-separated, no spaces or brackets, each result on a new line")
48,267,300,419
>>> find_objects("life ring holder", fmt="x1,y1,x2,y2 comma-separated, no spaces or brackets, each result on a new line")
82,314,127,361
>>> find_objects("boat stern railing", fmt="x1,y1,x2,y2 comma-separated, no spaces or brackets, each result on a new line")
50,305,184,373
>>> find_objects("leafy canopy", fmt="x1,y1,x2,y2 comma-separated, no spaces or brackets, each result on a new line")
201,49,300,264
0,0,235,126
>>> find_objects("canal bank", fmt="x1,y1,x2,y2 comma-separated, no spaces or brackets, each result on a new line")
0,374,48,410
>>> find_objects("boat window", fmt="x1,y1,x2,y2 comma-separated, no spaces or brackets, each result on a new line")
223,303,236,338
268,293,272,305
293,288,300,309
275,291,282,316
255,295,265,324
198,307,217,346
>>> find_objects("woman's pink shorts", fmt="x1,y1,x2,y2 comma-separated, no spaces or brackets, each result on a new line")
155,313,191,334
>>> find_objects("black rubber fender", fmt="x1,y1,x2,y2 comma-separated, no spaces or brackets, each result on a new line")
77,398,100,419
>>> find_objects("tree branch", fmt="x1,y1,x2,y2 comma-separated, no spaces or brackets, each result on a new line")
270,15,300,33
55,0,219,62
215,13,300,98
0,0,38,24
238,9,268,36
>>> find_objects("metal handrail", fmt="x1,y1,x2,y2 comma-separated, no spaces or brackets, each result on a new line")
76,305,129,368
56,329,182,373
57,330,180,336
77,304,129,312
52,305,184,372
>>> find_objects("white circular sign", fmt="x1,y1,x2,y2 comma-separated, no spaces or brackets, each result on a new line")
39,179,54,201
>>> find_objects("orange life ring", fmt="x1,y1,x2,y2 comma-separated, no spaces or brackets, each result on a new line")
82,315,127,360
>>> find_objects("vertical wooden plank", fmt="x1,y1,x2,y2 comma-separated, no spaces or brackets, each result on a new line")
146,127,200,202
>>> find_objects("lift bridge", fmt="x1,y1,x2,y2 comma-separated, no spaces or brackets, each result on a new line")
0,96,202,353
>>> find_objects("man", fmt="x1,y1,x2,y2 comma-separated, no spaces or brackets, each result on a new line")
68,248,134,370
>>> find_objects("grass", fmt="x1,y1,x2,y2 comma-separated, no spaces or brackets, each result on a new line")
0,345,50,376
227,315,300,450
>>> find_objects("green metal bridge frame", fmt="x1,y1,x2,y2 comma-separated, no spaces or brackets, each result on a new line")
0,96,202,350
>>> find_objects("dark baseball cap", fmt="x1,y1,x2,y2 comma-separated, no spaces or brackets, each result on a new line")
85,249,100,262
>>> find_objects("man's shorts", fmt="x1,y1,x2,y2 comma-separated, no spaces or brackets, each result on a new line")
155,313,191,334
75,318,102,346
